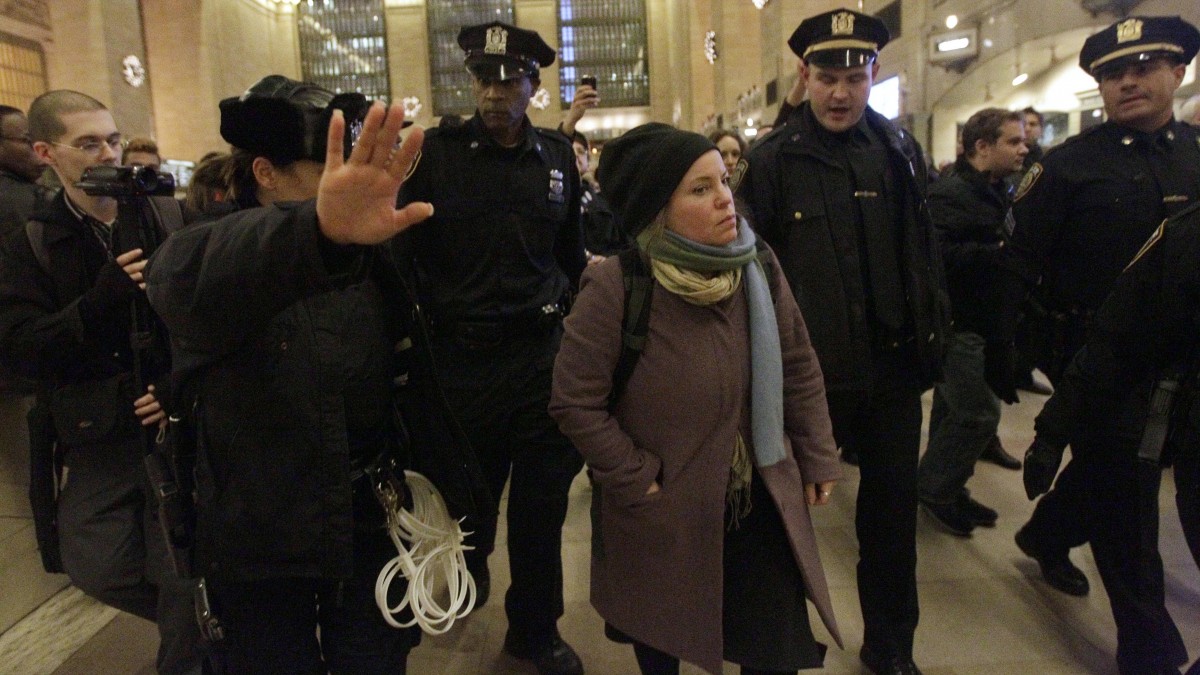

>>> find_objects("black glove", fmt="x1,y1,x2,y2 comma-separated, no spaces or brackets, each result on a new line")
984,340,1020,404
1023,438,1064,500
84,258,139,312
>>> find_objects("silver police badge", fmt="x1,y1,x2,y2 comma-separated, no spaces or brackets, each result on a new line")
548,169,565,203
1116,18,1143,44
485,26,508,55
832,12,855,36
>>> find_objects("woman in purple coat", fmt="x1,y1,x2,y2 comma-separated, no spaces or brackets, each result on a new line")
549,123,842,675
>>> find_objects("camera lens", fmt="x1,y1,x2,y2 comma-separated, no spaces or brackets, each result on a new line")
131,166,159,193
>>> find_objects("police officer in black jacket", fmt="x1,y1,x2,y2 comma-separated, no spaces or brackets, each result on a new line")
394,22,587,675
739,10,949,675
1023,202,1200,675
989,16,1200,609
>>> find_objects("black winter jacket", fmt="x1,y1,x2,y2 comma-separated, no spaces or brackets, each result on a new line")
0,192,165,387
928,157,1010,339
740,104,949,394
146,201,489,582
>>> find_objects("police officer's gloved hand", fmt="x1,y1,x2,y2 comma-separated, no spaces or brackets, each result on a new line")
984,340,1020,404
1023,438,1064,500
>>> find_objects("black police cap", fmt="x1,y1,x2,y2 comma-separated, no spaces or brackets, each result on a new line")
1080,16,1200,80
788,9,890,68
219,75,371,164
459,22,556,81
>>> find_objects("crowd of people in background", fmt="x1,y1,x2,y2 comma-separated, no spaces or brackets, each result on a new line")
1,8,1199,675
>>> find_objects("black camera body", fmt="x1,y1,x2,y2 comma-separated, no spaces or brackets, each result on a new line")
76,165,175,199
580,75,597,89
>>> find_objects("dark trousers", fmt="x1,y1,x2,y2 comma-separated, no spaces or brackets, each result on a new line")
433,326,584,642
826,348,925,660
919,330,1002,504
58,438,201,674
1174,442,1200,572
1023,451,1187,673
207,525,417,675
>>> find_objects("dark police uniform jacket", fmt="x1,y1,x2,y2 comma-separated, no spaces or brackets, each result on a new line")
929,157,1011,340
739,103,949,394
146,201,485,583
1003,120,1200,323
395,114,586,326
1035,202,1200,461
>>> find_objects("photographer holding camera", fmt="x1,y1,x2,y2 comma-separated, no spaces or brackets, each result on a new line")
0,90,201,674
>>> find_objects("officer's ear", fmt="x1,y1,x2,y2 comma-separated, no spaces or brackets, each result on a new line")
1169,61,1186,87
870,61,880,81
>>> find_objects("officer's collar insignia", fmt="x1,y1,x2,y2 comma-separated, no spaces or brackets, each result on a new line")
485,26,508,55
832,12,855,36
729,158,749,194
1116,19,1143,44
1014,163,1042,202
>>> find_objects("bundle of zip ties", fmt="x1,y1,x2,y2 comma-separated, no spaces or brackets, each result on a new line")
373,469,476,635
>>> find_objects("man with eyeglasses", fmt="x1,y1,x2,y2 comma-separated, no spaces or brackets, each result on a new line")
395,21,586,675
0,90,201,675
0,104,49,237
987,16,1200,675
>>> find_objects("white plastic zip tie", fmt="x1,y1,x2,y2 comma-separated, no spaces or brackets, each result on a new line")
373,469,476,635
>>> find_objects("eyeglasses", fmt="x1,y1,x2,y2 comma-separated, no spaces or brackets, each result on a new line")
0,135,32,146
50,135,124,157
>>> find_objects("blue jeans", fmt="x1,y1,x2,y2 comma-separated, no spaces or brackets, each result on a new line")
918,330,1001,505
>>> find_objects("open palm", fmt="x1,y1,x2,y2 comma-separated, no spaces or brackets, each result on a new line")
317,101,434,245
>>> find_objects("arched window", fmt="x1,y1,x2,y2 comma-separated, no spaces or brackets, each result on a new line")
0,31,47,112
557,0,648,108
298,0,391,99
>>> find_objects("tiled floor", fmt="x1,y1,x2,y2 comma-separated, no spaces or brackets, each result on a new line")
1,385,1198,675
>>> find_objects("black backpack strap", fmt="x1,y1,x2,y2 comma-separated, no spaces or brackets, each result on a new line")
144,196,186,244
608,243,777,410
609,248,653,410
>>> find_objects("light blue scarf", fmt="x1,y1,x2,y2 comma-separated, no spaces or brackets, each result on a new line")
640,220,786,470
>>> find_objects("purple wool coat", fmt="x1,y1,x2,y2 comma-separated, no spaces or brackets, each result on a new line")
549,250,843,674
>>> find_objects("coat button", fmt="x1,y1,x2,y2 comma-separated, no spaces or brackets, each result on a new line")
793,211,803,220
280,341,288,351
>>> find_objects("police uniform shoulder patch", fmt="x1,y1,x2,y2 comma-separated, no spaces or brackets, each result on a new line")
1014,163,1043,202
1125,219,1166,272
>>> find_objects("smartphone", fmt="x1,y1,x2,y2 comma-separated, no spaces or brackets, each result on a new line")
580,75,597,90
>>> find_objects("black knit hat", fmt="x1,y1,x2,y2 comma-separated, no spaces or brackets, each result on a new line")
596,123,717,238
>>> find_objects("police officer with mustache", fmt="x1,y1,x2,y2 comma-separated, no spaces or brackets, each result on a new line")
394,21,587,675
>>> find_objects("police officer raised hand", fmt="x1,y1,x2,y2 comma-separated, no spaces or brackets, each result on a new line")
317,101,433,245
